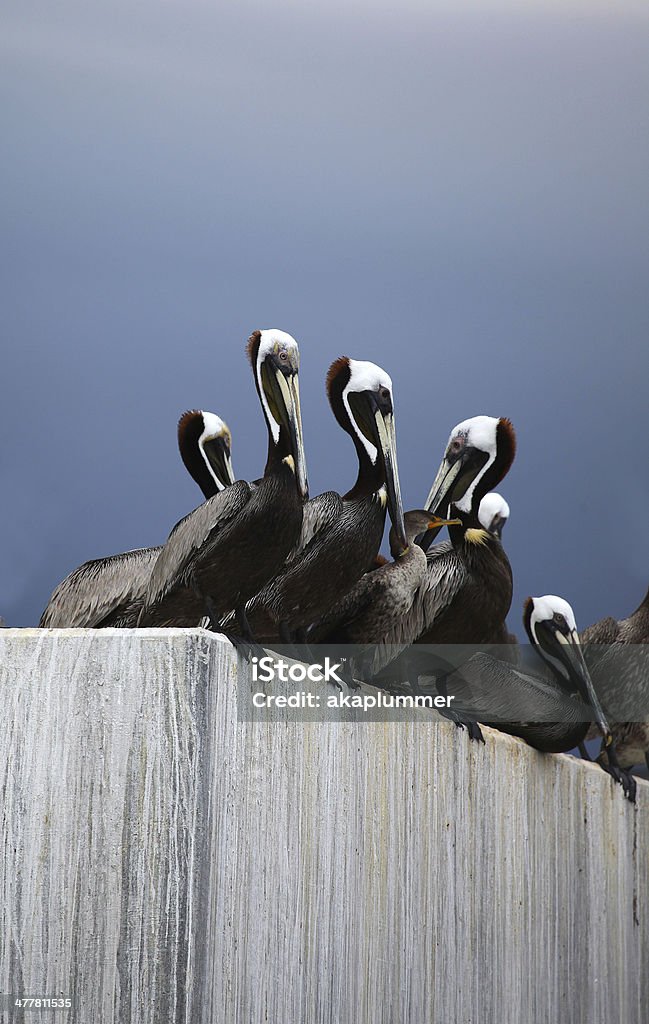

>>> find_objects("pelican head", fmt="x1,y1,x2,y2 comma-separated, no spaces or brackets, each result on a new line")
425,415,516,518
178,409,235,496
247,329,308,499
327,356,406,550
478,492,510,539
523,595,611,742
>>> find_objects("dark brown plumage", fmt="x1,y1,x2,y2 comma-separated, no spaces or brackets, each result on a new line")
138,330,308,634
235,357,407,643
581,585,649,774
39,409,235,628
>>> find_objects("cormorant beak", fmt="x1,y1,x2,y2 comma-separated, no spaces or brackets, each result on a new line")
415,514,462,551
201,434,236,491
552,628,612,742
276,369,309,500
374,407,407,551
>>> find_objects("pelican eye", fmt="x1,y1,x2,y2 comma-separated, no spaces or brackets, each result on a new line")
279,350,289,362
448,438,464,456
380,387,390,401
553,613,567,628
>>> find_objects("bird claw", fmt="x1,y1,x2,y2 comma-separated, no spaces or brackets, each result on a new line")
439,707,484,742
600,762,637,803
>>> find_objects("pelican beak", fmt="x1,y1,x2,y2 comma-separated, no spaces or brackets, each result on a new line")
424,456,466,516
556,630,611,741
374,407,407,550
276,369,309,500
202,434,236,491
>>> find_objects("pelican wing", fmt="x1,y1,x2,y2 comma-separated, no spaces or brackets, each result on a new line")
143,481,252,605
286,491,342,563
39,547,161,628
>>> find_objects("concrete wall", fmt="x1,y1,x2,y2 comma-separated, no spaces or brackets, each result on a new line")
0,629,646,1024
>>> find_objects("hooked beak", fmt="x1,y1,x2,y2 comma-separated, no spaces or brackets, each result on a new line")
556,630,611,742
276,370,309,500
373,407,407,550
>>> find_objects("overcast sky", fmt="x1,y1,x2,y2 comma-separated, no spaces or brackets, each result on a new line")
2,0,648,634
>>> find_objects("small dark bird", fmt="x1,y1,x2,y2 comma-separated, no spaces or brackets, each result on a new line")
311,510,460,681
236,357,407,644
580,585,649,775
138,330,308,636
39,410,235,628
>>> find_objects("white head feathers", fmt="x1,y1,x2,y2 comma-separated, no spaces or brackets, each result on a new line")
448,415,500,515
342,359,393,464
529,595,578,642
256,329,299,442
478,492,510,532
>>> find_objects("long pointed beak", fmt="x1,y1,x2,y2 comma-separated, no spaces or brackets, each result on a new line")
202,437,236,491
424,457,466,516
221,448,236,487
374,409,407,550
559,631,611,742
277,371,309,499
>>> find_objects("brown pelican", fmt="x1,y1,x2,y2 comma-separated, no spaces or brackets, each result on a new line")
312,509,460,680
478,491,509,539
138,330,308,634
580,585,649,775
39,410,235,628
354,417,516,737
232,357,407,643
438,595,636,800
415,416,517,646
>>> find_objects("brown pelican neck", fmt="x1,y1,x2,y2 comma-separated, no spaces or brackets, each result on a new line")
327,357,386,500
177,411,223,500
343,448,385,500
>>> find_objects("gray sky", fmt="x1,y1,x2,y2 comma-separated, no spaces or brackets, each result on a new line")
2,0,648,633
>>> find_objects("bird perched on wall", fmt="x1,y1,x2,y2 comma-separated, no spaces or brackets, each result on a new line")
437,595,636,800
39,410,236,628
356,418,515,736
230,357,407,644
580,585,649,776
138,330,308,637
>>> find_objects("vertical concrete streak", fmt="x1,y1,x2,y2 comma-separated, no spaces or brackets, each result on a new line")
0,630,647,1024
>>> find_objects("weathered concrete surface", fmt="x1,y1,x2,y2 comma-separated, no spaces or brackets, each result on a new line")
0,629,647,1024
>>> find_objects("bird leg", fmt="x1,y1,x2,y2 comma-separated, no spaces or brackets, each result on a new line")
436,671,485,744
222,605,267,663
596,739,636,803
189,571,222,633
